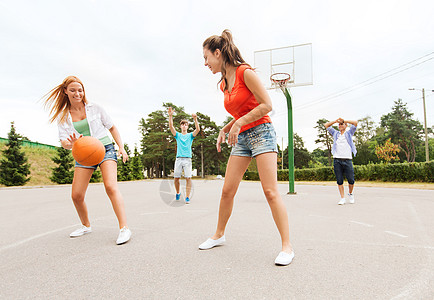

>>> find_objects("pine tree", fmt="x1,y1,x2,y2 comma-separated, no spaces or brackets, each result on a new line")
0,122,31,186
380,99,423,162
117,144,133,181
314,118,333,166
130,146,144,180
50,147,74,184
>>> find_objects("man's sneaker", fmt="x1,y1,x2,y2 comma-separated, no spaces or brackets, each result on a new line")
176,193,181,201
116,227,132,245
348,193,355,204
70,225,92,237
185,197,190,204
338,198,346,205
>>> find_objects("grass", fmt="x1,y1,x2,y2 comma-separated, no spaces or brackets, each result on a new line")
0,142,57,187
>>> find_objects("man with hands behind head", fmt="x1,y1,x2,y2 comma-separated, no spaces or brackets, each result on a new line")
324,117,358,205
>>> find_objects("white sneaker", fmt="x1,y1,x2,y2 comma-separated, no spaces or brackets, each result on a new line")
198,236,225,250
70,225,92,237
348,193,355,204
338,198,346,205
116,227,132,245
275,251,295,266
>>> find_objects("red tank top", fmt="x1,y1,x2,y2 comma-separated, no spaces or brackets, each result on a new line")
221,64,271,133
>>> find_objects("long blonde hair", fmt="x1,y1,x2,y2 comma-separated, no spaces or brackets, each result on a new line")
43,76,88,124
203,29,248,91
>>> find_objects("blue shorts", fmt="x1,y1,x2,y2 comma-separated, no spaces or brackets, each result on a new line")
75,144,117,170
333,158,355,185
230,122,278,158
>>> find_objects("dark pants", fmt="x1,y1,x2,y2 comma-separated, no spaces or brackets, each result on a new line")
333,158,355,185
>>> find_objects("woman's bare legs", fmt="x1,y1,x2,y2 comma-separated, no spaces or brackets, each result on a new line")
71,167,94,227
256,152,292,253
211,155,252,240
100,160,128,229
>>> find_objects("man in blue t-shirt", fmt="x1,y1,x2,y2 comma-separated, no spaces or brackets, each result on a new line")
168,107,200,204
324,117,358,205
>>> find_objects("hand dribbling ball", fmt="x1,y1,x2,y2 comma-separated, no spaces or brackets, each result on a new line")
72,136,105,166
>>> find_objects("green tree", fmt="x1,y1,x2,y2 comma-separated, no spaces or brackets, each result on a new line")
380,99,423,162
139,103,231,178
415,137,434,162
117,144,133,181
314,118,333,166
352,116,378,165
139,109,172,178
50,147,74,184
283,133,311,169
0,122,31,186
309,148,329,167
191,112,230,176
130,146,145,180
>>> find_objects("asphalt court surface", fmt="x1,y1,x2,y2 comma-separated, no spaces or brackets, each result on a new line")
1,180,433,299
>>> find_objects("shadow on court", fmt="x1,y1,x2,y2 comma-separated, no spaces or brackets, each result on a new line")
1,180,433,299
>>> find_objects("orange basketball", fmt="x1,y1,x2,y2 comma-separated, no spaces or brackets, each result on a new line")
72,136,105,166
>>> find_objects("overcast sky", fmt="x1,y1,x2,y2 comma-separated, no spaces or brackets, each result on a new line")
1,0,433,151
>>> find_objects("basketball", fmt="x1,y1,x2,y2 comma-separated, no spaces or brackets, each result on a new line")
72,136,105,166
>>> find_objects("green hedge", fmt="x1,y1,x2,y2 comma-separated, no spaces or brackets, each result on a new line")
243,161,434,182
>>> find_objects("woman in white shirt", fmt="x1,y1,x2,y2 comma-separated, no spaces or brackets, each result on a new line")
44,76,132,245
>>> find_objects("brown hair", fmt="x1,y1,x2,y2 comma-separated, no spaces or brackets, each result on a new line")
180,119,188,125
43,76,88,124
203,29,248,91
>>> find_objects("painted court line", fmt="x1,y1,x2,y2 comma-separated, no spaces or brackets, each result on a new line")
140,211,169,216
0,224,79,252
385,231,408,238
0,214,119,252
350,220,374,227
309,214,331,219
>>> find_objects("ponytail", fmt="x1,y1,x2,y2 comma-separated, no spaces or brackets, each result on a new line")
203,29,248,91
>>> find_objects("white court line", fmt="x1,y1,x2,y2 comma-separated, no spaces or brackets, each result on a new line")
186,210,208,213
0,214,118,253
0,223,80,252
350,220,374,227
159,191,173,195
309,214,331,219
304,238,434,250
140,212,169,216
385,231,408,238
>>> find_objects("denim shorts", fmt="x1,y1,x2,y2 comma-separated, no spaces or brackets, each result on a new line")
75,143,117,170
230,122,278,158
333,158,355,185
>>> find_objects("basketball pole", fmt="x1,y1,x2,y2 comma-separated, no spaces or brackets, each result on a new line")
282,86,296,194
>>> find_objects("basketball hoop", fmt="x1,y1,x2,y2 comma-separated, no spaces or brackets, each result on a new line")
270,73,291,91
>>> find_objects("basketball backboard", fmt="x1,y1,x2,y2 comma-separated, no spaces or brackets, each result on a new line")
254,43,313,89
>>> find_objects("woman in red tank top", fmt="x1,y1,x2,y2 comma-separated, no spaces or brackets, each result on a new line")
198,30,294,266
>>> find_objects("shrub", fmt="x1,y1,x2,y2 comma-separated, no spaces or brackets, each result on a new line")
243,161,434,183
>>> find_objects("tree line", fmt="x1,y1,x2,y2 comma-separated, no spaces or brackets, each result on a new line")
0,99,432,186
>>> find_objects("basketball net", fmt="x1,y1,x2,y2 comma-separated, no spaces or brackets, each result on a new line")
270,73,291,93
